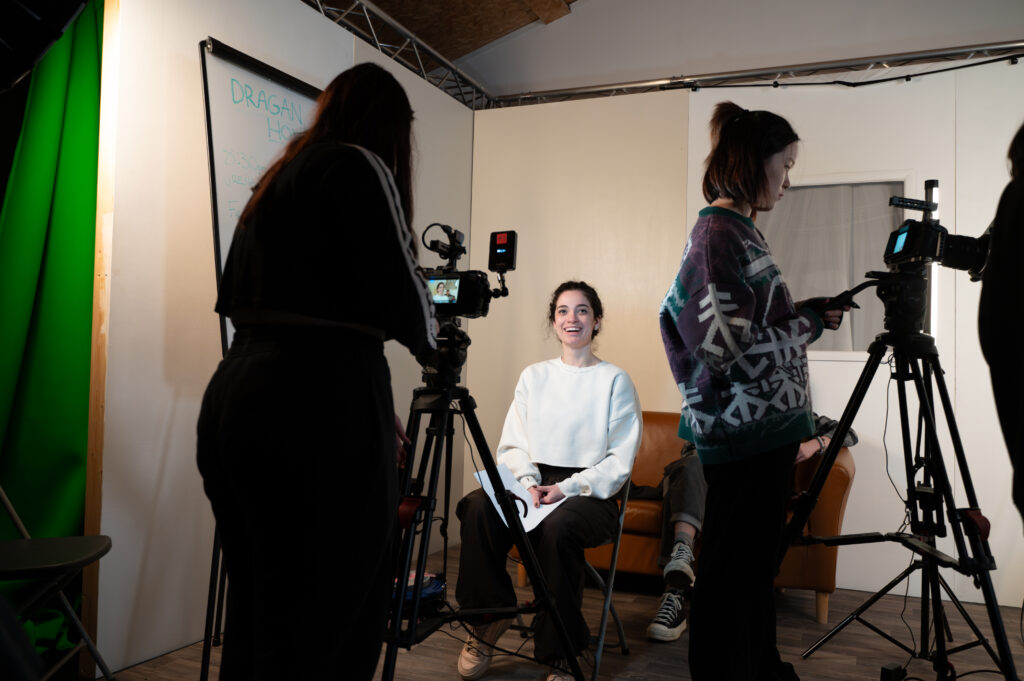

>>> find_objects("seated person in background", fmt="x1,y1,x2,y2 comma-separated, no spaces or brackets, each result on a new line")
455,280,642,681
645,413,857,642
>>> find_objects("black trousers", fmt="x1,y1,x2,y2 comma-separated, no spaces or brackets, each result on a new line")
688,442,799,681
197,327,397,681
455,465,618,663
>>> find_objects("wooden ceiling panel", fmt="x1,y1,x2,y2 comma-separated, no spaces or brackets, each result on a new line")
371,0,576,62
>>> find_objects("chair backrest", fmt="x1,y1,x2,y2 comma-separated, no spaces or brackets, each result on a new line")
632,411,689,487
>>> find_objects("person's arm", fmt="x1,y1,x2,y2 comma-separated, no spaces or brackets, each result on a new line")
361,148,437,353
326,146,436,355
495,373,542,489
793,412,859,463
555,372,642,500
669,221,822,383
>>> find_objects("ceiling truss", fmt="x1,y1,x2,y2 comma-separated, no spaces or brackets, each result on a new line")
303,1,1023,111
307,0,492,109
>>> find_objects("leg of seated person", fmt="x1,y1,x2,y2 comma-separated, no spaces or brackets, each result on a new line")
455,489,517,615
659,449,705,588
529,495,618,664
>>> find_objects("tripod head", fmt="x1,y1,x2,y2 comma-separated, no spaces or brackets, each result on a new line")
416,320,470,389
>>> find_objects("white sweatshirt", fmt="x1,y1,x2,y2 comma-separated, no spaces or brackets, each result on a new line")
496,358,642,499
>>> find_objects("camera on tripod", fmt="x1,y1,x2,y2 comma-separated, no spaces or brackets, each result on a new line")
417,224,517,386
421,223,517,320
884,180,990,278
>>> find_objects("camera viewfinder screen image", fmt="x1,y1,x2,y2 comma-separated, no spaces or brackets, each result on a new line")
431,278,460,304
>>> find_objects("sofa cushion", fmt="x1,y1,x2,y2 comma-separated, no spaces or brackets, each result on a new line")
623,499,662,536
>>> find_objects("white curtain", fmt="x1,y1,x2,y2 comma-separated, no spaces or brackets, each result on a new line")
758,182,903,351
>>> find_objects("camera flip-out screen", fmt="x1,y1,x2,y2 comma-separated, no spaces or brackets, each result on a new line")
430,277,461,304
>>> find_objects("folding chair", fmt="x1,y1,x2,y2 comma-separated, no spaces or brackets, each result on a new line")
582,482,630,680
512,482,631,681
0,483,116,681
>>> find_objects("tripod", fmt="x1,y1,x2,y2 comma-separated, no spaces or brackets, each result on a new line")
380,327,587,681
780,270,1020,681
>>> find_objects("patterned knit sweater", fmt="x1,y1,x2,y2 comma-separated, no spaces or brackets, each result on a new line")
660,206,823,465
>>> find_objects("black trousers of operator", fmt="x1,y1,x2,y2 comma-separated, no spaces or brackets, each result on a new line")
197,327,398,681
688,442,799,681
455,465,619,663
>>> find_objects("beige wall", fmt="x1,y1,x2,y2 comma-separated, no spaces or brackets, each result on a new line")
465,90,688,494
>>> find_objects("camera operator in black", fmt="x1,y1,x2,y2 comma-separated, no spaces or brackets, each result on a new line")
979,119,1024,524
196,63,436,681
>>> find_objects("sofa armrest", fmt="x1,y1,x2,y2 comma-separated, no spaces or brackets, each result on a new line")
794,447,856,537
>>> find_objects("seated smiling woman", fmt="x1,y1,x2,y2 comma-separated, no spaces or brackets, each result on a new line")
454,280,642,681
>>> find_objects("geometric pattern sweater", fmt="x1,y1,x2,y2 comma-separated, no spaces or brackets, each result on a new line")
660,206,823,465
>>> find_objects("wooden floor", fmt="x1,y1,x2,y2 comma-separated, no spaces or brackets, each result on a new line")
116,544,1024,681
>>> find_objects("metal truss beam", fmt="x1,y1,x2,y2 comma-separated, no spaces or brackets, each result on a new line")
305,0,494,110
300,2,1023,112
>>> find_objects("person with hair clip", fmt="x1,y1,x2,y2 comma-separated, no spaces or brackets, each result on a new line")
196,63,436,681
979,119,1024,525
660,101,848,680
454,281,641,681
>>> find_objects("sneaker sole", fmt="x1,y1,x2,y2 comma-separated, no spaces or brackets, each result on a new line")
646,618,687,642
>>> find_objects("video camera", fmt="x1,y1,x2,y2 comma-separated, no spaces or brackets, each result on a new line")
828,180,992,337
884,180,990,279
421,224,517,320
417,224,517,387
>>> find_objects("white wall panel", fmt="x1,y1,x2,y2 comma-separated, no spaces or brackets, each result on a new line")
99,3,473,671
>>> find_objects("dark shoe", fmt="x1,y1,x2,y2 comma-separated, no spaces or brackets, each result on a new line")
663,540,696,589
646,591,687,642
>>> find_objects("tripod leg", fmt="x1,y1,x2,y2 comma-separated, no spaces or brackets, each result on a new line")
803,561,920,658
383,404,451,680
781,339,888,566
924,559,954,679
200,528,221,681
916,357,1020,681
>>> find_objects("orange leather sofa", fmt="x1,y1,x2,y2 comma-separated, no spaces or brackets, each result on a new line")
585,410,856,624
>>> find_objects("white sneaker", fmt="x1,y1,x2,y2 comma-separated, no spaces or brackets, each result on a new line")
646,591,687,642
457,618,511,680
663,540,695,589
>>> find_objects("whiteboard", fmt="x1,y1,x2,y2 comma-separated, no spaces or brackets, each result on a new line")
199,37,321,353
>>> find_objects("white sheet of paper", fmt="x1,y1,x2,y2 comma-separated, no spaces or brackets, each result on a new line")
473,464,566,533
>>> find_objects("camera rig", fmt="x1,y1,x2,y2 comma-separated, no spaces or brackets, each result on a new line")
417,223,517,387
825,180,990,338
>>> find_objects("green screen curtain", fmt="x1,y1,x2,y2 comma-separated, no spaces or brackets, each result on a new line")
0,1,102,545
